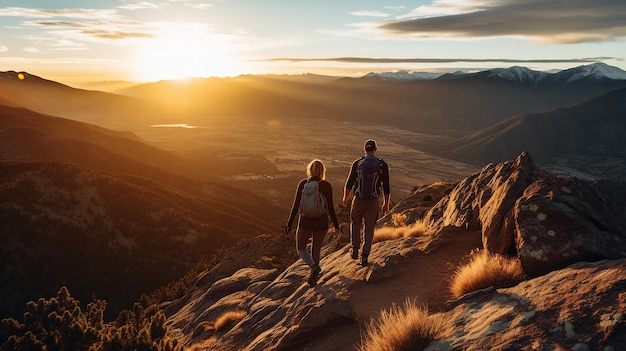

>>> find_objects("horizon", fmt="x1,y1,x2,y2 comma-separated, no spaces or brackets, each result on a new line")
1,1,625,84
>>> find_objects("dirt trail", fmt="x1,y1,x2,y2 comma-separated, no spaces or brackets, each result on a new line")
297,229,482,351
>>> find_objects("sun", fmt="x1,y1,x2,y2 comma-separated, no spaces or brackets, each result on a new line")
136,23,244,81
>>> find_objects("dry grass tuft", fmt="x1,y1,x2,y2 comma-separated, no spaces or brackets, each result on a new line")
392,213,409,227
213,310,246,332
450,250,527,298
359,300,447,351
193,310,247,337
373,218,428,243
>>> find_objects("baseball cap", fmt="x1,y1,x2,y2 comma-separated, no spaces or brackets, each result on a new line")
364,139,377,150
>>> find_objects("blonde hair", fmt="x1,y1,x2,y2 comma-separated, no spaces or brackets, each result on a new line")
307,159,326,180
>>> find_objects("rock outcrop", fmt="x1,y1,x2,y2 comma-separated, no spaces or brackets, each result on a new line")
428,258,626,351
422,152,626,277
166,152,626,350
166,227,482,351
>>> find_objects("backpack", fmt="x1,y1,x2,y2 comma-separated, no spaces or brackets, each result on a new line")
299,179,328,217
356,156,382,200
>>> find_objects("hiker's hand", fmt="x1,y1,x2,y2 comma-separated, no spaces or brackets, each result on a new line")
328,227,336,234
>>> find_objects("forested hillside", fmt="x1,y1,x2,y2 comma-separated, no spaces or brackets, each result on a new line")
0,161,276,320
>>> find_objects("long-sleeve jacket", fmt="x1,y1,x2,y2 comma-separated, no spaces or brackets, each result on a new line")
344,156,390,197
286,176,340,231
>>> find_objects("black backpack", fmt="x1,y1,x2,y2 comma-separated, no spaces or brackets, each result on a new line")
355,156,382,200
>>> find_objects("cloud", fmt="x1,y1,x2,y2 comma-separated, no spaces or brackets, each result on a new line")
185,3,213,10
118,2,161,10
0,45,7,52
81,30,154,40
350,10,389,18
23,47,40,53
0,7,120,20
377,0,626,44
265,57,617,65
1,6,153,42
34,21,87,28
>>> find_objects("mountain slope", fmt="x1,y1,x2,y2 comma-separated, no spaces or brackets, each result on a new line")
0,71,167,129
436,87,626,179
118,64,626,136
3,65,626,137
164,153,626,350
0,106,284,320
0,104,186,175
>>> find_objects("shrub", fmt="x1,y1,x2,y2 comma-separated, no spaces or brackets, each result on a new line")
449,250,527,298
1,287,181,351
392,213,408,227
359,300,447,351
373,218,428,243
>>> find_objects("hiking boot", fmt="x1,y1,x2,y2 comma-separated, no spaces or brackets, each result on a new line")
359,255,368,267
308,264,321,287
350,247,359,260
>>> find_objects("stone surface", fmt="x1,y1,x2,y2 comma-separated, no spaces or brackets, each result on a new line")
421,152,626,277
516,176,626,277
165,152,626,351
423,152,541,255
427,259,626,351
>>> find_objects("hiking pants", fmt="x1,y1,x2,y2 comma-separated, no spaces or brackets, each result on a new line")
350,197,379,256
296,226,328,266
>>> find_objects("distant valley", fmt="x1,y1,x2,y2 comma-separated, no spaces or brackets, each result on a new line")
2,63,625,185
1,62,625,320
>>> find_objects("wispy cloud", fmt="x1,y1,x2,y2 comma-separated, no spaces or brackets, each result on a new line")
81,30,153,40
0,7,120,20
6,7,155,45
118,2,161,11
185,3,213,10
377,0,626,44
350,10,389,18
23,47,40,53
0,45,8,52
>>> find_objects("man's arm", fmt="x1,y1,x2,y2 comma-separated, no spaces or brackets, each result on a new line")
381,160,391,212
342,187,352,207
342,160,358,206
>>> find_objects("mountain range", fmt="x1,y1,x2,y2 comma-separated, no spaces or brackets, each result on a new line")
436,86,626,179
1,63,626,349
363,62,626,83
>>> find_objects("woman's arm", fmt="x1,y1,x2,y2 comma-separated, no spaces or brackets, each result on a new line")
286,179,306,232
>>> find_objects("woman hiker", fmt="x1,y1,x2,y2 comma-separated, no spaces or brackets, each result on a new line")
285,159,340,286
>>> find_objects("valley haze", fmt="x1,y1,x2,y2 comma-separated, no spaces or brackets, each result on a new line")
1,61,626,351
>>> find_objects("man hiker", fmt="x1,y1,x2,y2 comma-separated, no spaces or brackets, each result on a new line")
342,139,391,266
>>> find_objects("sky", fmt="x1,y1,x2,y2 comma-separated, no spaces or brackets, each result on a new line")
1,0,625,83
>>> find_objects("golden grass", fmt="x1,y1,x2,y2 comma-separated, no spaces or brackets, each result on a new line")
213,310,246,332
392,213,409,227
194,310,247,337
359,300,447,351
373,218,428,243
449,250,527,298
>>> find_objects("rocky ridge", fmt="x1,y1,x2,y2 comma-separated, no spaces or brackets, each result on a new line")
165,152,626,350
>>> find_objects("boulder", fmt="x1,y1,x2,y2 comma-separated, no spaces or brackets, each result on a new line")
516,176,626,277
428,259,626,351
424,152,540,255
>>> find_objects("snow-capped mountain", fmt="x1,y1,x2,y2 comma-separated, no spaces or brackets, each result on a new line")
362,63,626,84
489,66,550,85
362,70,445,81
552,63,626,84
